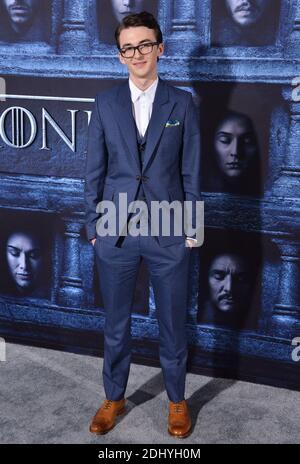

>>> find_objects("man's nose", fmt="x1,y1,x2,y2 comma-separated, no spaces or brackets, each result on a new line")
240,1,251,7
135,48,144,58
123,0,130,7
223,275,232,292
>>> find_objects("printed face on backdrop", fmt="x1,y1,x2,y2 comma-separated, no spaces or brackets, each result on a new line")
118,26,164,80
2,0,38,31
214,113,258,180
111,0,146,23
6,231,42,292
225,0,271,27
208,254,252,313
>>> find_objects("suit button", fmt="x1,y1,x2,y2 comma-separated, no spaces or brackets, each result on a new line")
136,175,141,181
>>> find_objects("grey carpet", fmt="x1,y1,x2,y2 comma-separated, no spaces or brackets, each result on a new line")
0,342,299,444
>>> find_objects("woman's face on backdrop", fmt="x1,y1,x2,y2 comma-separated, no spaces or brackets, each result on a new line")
214,114,258,180
6,231,42,291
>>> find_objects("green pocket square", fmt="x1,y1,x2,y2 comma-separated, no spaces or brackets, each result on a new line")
165,120,180,128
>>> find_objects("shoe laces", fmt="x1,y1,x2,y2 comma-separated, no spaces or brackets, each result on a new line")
103,400,113,410
172,402,184,414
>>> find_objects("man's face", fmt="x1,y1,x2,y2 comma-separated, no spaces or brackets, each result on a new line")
6,232,42,290
3,0,38,26
111,0,145,23
208,254,252,313
119,26,164,80
214,115,257,179
225,0,270,27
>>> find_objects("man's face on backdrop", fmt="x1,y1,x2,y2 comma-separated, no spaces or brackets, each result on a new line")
6,231,42,291
214,114,258,180
225,0,270,27
3,0,38,29
208,254,252,313
111,0,145,23
118,26,164,80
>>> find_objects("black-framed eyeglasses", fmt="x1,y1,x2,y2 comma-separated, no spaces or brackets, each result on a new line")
119,41,160,58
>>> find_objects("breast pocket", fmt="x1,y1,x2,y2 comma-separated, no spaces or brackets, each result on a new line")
163,124,182,139
161,125,183,154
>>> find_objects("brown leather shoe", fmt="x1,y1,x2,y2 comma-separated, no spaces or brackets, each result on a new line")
168,400,192,438
89,398,126,435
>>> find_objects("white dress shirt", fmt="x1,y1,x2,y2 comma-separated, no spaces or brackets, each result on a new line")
129,77,158,137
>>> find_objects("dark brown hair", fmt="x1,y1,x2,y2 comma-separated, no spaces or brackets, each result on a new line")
115,11,163,49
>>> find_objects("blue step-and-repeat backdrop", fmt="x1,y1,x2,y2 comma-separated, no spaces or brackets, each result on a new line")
0,0,299,389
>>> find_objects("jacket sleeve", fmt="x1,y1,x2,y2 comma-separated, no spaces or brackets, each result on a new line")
84,94,108,241
181,93,202,240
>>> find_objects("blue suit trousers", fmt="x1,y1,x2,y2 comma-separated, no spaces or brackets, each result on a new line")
94,233,191,403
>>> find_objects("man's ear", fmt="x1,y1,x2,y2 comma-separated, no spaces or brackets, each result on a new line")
118,52,126,65
158,42,164,58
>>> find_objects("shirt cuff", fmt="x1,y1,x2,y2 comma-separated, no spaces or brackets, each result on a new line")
186,236,197,243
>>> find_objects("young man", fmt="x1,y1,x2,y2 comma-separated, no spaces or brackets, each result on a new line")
85,12,201,438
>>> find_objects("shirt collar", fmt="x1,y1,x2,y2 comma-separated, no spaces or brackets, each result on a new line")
129,77,159,104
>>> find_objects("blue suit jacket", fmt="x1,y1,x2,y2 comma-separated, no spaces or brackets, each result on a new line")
84,76,201,247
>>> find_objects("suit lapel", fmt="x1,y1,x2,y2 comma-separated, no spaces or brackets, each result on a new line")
142,77,175,172
110,77,175,173
110,80,141,171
